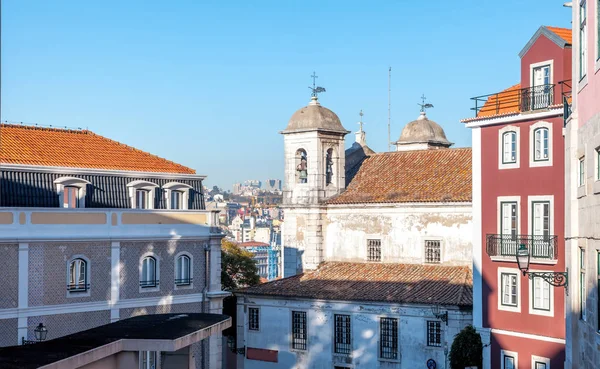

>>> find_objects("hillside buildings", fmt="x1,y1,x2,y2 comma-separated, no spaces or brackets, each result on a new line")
564,1,600,368
462,26,572,369
235,95,474,369
0,124,229,368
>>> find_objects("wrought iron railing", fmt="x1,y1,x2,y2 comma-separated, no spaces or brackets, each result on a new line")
140,280,159,288
175,278,192,286
470,82,570,117
67,283,90,292
486,234,558,260
558,79,572,124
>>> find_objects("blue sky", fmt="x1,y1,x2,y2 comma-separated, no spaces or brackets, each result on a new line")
1,1,571,188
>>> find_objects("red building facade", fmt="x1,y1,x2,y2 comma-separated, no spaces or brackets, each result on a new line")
463,26,572,369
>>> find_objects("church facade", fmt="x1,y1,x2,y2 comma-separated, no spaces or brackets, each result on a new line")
235,95,474,369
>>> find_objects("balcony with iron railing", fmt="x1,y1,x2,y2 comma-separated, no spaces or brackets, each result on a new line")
470,80,572,118
486,234,558,261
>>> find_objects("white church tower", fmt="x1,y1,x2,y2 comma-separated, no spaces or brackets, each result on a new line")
280,91,348,274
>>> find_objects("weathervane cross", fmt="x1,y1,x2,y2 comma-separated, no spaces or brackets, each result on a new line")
309,71,326,97
418,94,434,112
358,110,365,131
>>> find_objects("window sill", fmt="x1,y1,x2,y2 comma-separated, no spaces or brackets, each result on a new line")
378,358,401,363
499,162,520,170
593,180,600,194
578,75,588,93
67,290,91,298
174,283,194,291
577,185,587,198
529,159,552,168
529,308,554,318
498,305,521,313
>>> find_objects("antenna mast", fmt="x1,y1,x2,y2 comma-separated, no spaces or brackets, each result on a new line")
388,67,391,152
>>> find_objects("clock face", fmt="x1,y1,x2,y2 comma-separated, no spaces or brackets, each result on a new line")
427,359,437,369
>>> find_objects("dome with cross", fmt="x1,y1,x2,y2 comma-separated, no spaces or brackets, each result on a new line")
283,96,347,133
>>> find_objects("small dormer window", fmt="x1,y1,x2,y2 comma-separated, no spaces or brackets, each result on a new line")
163,182,193,210
127,180,159,209
54,177,91,208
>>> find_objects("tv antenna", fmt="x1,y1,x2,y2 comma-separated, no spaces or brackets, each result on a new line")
309,71,326,97
418,94,434,112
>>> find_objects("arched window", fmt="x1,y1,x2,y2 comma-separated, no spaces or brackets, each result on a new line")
325,148,334,185
127,180,159,209
175,254,192,286
140,256,158,288
68,258,88,292
163,182,193,210
533,127,549,161
502,131,517,164
54,177,91,208
296,149,308,184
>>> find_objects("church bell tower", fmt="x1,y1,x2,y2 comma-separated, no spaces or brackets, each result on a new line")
279,77,349,274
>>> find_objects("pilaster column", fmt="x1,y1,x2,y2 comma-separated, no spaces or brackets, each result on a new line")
17,243,29,344
110,241,120,322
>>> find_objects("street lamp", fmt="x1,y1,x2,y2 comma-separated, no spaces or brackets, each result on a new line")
431,304,448,325
515,244,568,288
22,323,48,345
34,323,48,342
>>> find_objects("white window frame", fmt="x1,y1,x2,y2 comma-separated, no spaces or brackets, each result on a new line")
66,255,91,298
127,180,159,209
580,0,588,80
501,349,518,369
580,247,587,321
174,252,193,289
528,270,554,317
498,267,521,313
531,355,550,369
529,60,554,86
248,306,260,332
54,177,91,208
139,351,158,369
139,253,159,293
579,157,586,187
163,182,193,210
527,196,555,262
497,196,521,235
498,126,520,170
529,121,553,167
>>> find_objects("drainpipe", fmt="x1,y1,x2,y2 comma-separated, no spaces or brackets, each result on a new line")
201,243,210,369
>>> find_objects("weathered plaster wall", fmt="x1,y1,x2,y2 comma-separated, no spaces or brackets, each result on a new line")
281,207,327,272
237,297,472,369
325,205,472,265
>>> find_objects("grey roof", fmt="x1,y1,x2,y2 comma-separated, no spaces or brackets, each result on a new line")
282,97,348,134
0,313,231,369
396,112,452,146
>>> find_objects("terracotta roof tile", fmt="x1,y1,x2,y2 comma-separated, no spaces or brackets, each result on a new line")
327,148,471,204
546,26,572,44
240,262,473,307
0,124,195,174
239,241,270,247
475,83,522,119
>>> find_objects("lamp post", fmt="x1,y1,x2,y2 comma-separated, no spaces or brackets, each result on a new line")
431,304,448,325
516,244,568,288
22,323,48,345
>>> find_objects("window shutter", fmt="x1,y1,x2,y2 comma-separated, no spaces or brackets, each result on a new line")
142,259,148,281
69,261,76,285
78,260,86,285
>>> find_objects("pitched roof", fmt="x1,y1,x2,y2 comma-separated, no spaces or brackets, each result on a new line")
473,83,522,119
0,124,195,174
327,148,471,205
545,26,572,44
239,262,473,307
239,241,270,247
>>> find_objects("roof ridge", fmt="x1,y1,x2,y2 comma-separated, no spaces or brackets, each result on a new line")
372,147,472,156
0,123,88,134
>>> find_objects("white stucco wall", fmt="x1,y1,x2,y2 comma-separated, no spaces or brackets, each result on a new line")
236,296,472,369
324,204,472,265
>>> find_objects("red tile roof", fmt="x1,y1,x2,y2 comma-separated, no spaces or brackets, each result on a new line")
475,83,522,119
239,262,473,307
0,124,195,174
327,148,471,204
546,26,572,44
239,241,270,248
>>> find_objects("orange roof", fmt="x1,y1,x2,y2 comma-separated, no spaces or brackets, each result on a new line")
546,26,572,44
328,147,472,204
0,124,195,174
475,83,522,118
